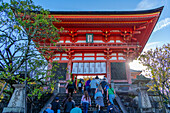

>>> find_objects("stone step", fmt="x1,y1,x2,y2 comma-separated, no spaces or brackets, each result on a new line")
56,93,125,113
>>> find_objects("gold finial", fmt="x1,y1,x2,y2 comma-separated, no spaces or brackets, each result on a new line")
106,31,108,34
69,54,71,58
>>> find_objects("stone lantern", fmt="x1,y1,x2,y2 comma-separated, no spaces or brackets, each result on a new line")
132,75,152,113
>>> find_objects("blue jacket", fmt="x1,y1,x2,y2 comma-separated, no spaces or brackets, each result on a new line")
70,107,82,113
45,108,54,113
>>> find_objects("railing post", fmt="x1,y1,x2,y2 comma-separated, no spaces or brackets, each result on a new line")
136,86,152,112
54,79,60,94
111,79,114,89
3,84,25,113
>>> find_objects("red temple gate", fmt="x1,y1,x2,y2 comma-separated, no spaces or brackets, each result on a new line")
34,7,163,87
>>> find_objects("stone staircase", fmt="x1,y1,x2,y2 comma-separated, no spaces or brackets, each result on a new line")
118,93,137,113
55,92,123,113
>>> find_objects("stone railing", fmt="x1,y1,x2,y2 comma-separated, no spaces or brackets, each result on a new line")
39,79,60,113
114,83,131,91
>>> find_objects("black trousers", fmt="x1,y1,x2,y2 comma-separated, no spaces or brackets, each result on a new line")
78,87,82,92
91,88,96,98
68,88,74,97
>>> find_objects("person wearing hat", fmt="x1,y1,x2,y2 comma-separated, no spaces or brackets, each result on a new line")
95,75,100,84
51,97,60,113
103,76,108,83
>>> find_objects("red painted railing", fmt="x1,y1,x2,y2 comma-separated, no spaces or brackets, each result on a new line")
38,42,140,48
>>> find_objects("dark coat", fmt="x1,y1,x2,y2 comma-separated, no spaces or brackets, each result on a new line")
51,101,60,113
67,82,77,90
64,101,75,112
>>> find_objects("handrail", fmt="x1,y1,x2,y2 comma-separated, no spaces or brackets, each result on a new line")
115,94,128,113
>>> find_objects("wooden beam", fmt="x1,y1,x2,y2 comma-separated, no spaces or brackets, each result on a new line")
136,26,146,30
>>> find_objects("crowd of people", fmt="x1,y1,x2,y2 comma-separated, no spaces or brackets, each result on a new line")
43,76,118,113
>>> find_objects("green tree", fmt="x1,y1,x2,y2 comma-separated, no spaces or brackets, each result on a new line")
0,0,63,112
139,43,170,109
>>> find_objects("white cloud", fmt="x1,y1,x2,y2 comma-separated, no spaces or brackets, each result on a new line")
142,41,163,52
135,0,164,10
145,42,160,47
153,18,170,32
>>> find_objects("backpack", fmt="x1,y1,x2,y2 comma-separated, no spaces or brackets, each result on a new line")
67,83,74,89
78,83,82,87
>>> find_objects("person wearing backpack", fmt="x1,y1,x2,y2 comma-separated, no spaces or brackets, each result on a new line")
66,80,77,97
107,84,116,105
78,80,83,93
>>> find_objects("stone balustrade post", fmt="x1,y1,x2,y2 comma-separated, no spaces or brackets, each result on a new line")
54,79,60,94
136,86,152,112
111,79,114,89
3,84,25,113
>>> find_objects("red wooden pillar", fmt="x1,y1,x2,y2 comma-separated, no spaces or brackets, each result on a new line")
66,58,72,80
75,75,78,86
106,58,111,83
72,74,74,81
104,48,112,83
126,61,132,84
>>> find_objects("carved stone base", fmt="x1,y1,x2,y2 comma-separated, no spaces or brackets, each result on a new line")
2,84,25,113
137,87,152,109
3,107,24,113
